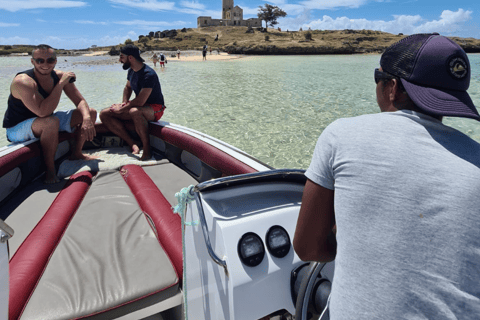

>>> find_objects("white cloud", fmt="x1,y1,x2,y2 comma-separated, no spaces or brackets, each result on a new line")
28,31,139,49
0,0,87,12
282,8,473,36
0,36,29,44
97,31,138,47
107,0,175,11
114,19,189,28
75,20,108,25
0,22,19,27
300,0,367,10
413,9,472,34
0,31,140,49
180,0,205,10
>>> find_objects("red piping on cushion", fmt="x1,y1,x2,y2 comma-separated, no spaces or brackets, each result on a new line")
149,125,257,176
120,165,183,278
9,171,95,320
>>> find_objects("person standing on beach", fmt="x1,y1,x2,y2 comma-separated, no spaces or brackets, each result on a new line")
202,44,207,61
151,53,158,67
294,33,480,319
99,44,165,161
177,48,181,59
159,52,166,68
2,44,97,184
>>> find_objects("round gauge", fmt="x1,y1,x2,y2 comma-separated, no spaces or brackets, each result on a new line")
266,225,291,258
237,232,265,267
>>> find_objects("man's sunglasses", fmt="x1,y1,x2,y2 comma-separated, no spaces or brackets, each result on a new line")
33,57,56,64
374,68,395,84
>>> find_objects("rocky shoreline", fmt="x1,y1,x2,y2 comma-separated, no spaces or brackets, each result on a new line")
224,44,480,55
2,28,480,57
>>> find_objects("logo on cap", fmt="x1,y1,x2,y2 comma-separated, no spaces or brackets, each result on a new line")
448,57,468,80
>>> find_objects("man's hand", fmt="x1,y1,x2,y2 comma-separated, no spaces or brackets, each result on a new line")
109,103,127,114
59,71,76,86
81,118,96,141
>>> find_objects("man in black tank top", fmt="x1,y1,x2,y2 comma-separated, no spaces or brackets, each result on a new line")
2,44,97,184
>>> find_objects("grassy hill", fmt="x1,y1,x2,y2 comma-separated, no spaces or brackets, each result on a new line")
2,27,480,55
105,27,480,55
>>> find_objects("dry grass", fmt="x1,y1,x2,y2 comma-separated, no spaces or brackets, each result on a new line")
3,28,479,56
117,27,480,54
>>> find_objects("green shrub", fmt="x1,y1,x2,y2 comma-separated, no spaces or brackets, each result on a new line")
125,39,134,45
265,35,270,41
305,32,312,41
138,37,149,44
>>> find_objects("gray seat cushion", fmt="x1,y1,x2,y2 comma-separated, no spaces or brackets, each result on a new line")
20,170,179,320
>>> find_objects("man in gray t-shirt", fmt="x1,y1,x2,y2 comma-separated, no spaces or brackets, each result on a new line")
294,33,480,319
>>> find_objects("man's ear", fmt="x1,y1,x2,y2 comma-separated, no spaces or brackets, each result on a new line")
389,79,401,102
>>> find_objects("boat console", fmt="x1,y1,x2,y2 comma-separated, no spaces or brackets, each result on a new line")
185,170,328,319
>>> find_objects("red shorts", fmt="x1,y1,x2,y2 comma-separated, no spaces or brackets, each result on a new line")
160,62,165,66
149,104,166,121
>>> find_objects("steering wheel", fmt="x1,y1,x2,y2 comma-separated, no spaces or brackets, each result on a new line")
294,262,331,320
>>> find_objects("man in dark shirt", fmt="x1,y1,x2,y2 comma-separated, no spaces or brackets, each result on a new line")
99,44,165,160
2,44,97,183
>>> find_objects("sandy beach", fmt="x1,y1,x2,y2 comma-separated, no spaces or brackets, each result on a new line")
157,51,243,62
79,50,243,64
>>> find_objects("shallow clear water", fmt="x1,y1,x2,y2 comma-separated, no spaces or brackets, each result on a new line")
1,54,480,169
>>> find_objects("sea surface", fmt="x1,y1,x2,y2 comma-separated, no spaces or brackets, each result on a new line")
1,53,480,169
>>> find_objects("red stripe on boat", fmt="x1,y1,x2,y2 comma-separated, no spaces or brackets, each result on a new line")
9,171,95,320
120,164,183,278
150,125,257,176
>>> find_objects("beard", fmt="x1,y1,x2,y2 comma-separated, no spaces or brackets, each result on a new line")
122,61,131,70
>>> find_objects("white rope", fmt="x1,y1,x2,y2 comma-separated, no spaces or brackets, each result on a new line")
173,185,196,320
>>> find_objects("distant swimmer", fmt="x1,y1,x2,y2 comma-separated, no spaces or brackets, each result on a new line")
99,44,166,161
177,48,181,59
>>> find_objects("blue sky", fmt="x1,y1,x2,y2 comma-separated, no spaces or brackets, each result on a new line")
0,0,478,49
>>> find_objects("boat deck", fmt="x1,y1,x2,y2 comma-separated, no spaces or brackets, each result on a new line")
4,160,197,320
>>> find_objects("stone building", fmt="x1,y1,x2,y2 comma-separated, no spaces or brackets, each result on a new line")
197,0,262,27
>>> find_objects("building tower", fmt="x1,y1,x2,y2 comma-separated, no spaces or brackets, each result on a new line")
222,0,233,20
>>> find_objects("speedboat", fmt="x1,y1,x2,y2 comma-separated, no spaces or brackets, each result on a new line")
0,120,334,320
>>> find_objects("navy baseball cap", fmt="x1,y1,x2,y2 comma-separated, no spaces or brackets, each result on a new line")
380,33,480,121
120,44,144,62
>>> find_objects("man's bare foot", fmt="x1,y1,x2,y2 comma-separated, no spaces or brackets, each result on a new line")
140,153,153,161
44,172,61,184
69,153,99,161
131,144,141,154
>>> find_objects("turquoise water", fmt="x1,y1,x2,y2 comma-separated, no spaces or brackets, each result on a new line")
1,54,480,169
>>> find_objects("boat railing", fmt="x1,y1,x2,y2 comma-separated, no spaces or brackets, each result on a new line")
194,193,229,276
194,169,306,193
